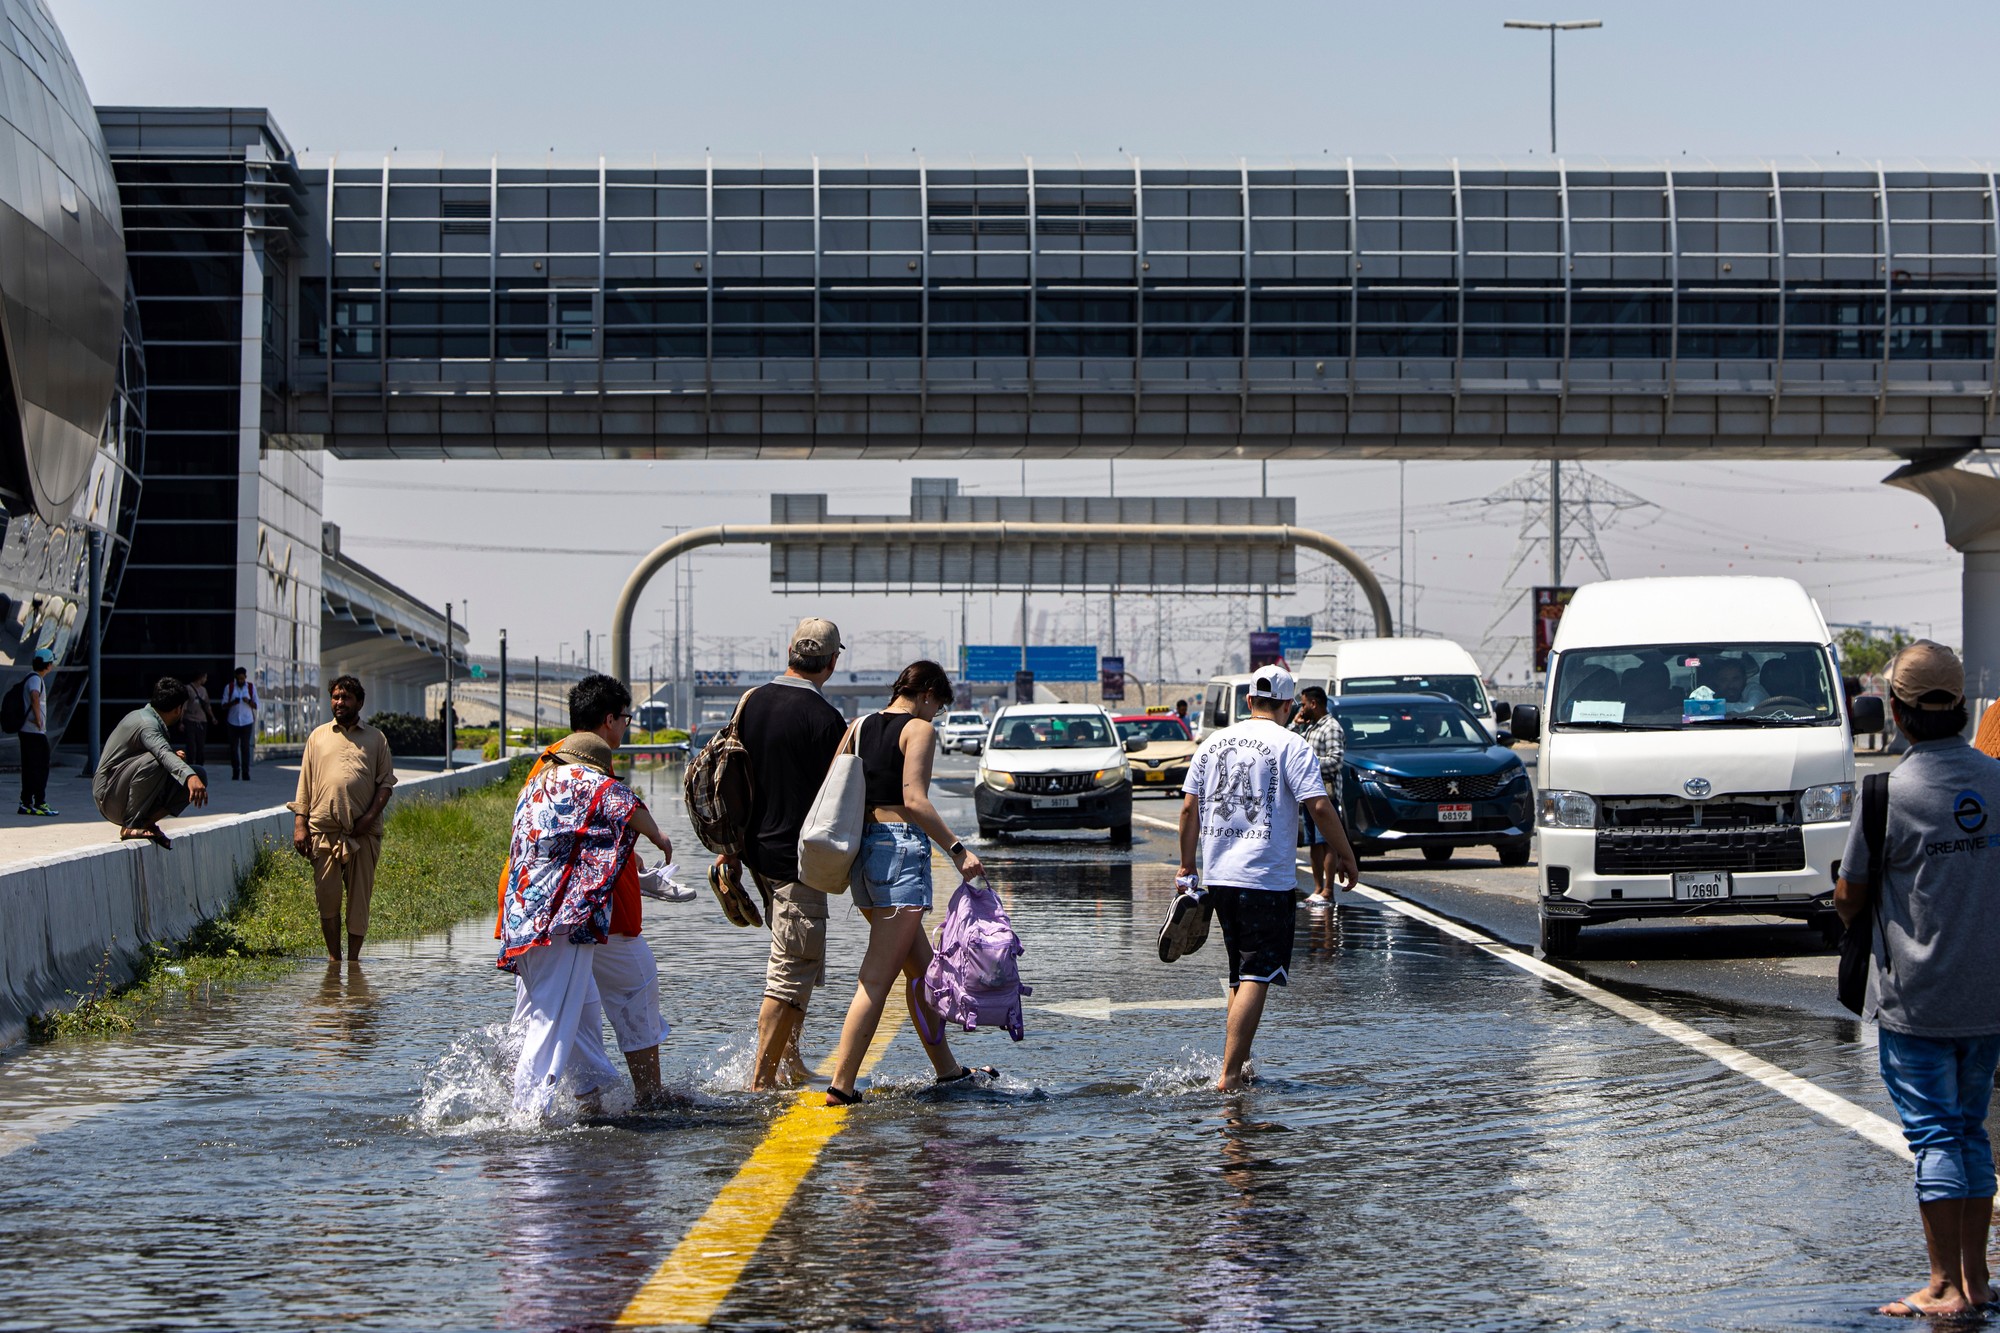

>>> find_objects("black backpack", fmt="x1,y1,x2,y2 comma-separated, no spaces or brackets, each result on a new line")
682,690,758,856
0,676,25,734
1836,772,1890,1015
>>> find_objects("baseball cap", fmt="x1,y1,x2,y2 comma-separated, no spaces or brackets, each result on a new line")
30,648,54,667
1886,639,1965,709
789,617,842,656
1246,664,1298,702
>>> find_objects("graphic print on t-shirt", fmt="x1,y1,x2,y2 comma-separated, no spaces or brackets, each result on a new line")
1184,719,1325,891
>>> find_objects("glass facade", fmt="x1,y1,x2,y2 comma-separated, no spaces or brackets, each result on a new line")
291,158,2000,422
100,109,321,742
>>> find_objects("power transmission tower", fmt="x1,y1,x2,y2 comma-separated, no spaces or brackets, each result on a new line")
1467,464,1657,679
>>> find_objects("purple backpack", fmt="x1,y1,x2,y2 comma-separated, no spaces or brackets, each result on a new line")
914,877,1031,1043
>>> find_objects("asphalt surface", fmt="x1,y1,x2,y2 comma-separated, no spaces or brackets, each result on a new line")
0,745,1946,1332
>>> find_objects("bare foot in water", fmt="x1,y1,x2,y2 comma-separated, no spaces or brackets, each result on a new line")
1879,1282,1974,1319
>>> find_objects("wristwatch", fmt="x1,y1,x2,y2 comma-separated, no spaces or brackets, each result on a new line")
948,840,966,859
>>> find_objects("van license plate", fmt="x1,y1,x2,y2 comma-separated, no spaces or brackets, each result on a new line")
1673,871,1730,901
1437,804,1472,823
1033,796,1079,809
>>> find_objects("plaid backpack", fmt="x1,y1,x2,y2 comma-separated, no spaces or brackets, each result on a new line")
682,690,758,856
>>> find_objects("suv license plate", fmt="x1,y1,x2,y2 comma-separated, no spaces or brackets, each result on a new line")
1673,871,1730,901
1437,804,1472,823
1034,795,1079,809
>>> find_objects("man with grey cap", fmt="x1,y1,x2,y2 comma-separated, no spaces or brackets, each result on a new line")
1835,640,2000,1319
722,617,849,1090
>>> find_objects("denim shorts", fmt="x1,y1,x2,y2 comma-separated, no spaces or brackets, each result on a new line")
851,821,933,911
1879,1027,2000,1203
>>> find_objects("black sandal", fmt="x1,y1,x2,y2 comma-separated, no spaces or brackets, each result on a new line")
824,1086,864,1106
934,1065,999,1086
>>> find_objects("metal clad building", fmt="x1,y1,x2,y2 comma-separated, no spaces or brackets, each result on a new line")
287,156,2000,458
0,0,139,738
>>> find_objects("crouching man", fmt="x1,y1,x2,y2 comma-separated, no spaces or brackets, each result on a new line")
94,677,209,848
497,674,673,1116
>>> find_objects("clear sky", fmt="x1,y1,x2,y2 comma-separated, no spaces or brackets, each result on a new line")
50,0,1993,682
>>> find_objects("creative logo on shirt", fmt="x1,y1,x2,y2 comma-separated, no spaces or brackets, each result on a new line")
1954,790,1987,834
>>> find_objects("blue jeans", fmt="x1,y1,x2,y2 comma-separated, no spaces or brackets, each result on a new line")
851,822,932,911
1878,1028,2000,1203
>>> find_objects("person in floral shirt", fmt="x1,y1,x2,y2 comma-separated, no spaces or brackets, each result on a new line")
497,675,672,1116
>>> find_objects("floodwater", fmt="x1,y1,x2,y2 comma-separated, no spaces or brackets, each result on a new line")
0,757,1956,1331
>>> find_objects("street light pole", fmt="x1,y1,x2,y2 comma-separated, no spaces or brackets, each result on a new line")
1502,18,1602,155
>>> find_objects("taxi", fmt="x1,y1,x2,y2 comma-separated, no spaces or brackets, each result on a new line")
1114,708,1197,796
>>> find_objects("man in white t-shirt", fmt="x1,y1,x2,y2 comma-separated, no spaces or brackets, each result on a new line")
1179,664,1358,1091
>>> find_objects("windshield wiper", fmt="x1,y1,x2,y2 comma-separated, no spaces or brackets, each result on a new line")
1710,713,1830,727
1554,720,1680,731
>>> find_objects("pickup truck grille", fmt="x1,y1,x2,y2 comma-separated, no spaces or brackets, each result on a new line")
1017,772,1095,796
1594,825,1806,875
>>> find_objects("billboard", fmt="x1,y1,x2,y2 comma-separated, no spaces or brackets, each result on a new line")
1533,586,1577,672
1100,655,1125,703
1249,631,1282,669
1014,670,1035,703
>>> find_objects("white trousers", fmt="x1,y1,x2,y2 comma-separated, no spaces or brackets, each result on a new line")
591,933,669,1054
510,939,620,1114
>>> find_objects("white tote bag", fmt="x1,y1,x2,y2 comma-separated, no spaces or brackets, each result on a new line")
796,717,868,893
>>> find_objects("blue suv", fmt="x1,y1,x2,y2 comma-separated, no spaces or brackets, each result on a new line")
1330,694,1535,866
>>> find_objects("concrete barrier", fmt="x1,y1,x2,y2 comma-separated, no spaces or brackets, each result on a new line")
0,757,514,1050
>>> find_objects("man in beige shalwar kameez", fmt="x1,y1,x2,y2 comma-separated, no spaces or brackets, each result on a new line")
290,675,396,963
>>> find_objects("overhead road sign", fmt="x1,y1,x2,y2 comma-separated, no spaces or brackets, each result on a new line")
1028,646,1098,683
1265,625,1313,661
963,645,1024,682
769,490,1296,593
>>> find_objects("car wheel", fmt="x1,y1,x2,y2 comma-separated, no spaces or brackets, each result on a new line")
1421,846,1454,865
1108,822,1132,846
978,821,1001,839
1496,843,1531,868
1539,915,1581,958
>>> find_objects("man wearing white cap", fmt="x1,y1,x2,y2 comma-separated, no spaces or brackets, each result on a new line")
725,616,849,1090
1178,663,1358,1091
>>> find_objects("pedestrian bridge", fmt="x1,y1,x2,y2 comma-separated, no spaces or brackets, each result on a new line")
284,156,2000,460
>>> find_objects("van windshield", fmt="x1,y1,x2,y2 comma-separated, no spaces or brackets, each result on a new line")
1551,642,1838,730
991,713,1113,749
1340,674,1488,714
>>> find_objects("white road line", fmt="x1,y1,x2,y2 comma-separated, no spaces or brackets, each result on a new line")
1032,996,1229,1021
1128,809,1911,1161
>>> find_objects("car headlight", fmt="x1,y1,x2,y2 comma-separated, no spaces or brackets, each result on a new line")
1094,768,1127,789
983,769,1014,790
1539,789,1598,829
1799,781,1855,824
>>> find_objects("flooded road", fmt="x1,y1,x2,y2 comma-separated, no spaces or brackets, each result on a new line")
0,755,1958,1331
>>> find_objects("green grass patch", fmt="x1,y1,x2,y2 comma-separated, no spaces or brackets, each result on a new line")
29,761,529,1042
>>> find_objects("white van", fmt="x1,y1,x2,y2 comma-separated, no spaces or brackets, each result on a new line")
1511,576,1882,957
1197,671,1265,739
1296,638,1498,728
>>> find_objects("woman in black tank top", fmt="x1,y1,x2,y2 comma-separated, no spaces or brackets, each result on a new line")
825,660,997,1104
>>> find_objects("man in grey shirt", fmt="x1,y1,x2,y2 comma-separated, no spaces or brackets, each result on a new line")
1836,640,2000,1319
94,677,209,849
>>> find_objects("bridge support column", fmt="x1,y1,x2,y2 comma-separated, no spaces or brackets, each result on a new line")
1886,460,2000,698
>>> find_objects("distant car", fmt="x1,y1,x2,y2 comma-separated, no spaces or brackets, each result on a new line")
1114,712,1195,796
975,703,1134,842
938,710,988,754
1331,693,1534,867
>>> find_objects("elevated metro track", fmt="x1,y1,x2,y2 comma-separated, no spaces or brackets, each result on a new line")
284,155,2000,460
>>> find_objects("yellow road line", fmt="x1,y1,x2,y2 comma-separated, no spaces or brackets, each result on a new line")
614,1011,906,1329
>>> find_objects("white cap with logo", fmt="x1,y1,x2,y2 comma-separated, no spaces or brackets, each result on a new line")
1247,664,1298,702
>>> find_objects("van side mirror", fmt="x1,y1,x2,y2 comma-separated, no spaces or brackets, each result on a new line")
1494,700,1513,723
1849,695,1885,735
1510,703,1542,743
